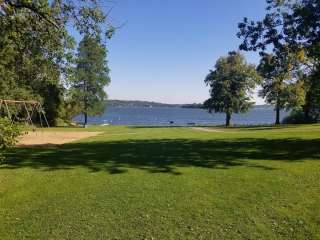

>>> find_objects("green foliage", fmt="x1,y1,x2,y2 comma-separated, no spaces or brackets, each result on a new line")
237,0,320,60
70,35,110,125
0,118,20,162
257,50,304,124
238,0,320,125
0,0,73,124
282,110,317,124
204,52,260,126
0,0,113,125
302,69,320,121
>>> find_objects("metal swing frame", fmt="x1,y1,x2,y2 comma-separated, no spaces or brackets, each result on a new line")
0,99,49,128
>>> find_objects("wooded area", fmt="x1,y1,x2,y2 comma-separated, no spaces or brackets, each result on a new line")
0,0,112,126
204,0,320,126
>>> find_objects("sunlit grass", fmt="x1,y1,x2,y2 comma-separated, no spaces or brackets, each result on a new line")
1,124,320,239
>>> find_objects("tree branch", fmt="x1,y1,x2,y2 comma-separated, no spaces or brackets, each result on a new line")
5,0,59,28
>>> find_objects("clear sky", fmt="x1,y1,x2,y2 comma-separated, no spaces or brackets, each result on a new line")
104,0,268,104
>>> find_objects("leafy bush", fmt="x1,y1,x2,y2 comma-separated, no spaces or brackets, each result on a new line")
282,111,317,124
0,118,20,162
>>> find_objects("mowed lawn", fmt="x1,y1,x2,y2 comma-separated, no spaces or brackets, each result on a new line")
1,125,320,239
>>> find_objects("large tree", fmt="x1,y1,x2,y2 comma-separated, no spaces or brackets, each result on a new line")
0,1,71,124
71,35,110,126
0,0,114,125
257,48,299,124
237,0,320,123
302,70,320,121
204,52,260,127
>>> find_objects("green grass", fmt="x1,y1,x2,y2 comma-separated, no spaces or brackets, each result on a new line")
1,125,320,239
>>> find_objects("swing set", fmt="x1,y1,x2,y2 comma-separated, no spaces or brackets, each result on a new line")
0,99,49,128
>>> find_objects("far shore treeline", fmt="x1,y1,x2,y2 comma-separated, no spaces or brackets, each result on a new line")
106,99,270,109
106,100,204,109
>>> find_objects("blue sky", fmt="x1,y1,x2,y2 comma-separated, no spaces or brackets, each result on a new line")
103,0,267,104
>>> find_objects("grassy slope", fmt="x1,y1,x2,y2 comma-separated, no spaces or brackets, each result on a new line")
0,125,320,239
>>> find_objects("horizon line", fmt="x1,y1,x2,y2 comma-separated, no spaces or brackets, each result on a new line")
108,99,269,106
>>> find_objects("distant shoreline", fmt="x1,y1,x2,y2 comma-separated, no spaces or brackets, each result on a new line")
107,99,269,109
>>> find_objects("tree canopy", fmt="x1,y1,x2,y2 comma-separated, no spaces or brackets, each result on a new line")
0,0,113,125
256,47,305,124
71,35,110,125
237,0,320,123
204,52,260,127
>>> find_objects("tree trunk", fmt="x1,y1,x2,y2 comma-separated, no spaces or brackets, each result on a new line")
304,109,310,120
275,98,280,125
303,104,310,120
84,112,88,126
226,111,231,127
84,80,88,127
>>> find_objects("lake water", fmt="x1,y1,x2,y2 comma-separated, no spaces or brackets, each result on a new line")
75,106,289,126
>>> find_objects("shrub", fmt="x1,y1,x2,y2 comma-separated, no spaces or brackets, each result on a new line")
0,118,20,162
282,111,317,124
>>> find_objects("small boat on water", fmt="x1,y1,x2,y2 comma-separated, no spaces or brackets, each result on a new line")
101,122,110,126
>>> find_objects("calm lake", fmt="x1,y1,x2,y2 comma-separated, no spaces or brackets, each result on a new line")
75,106,289,126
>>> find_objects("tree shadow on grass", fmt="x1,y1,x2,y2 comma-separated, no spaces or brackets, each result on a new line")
2,138,320,175
241,126,303,131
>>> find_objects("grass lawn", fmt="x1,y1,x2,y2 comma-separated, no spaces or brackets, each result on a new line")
1,124,320,239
